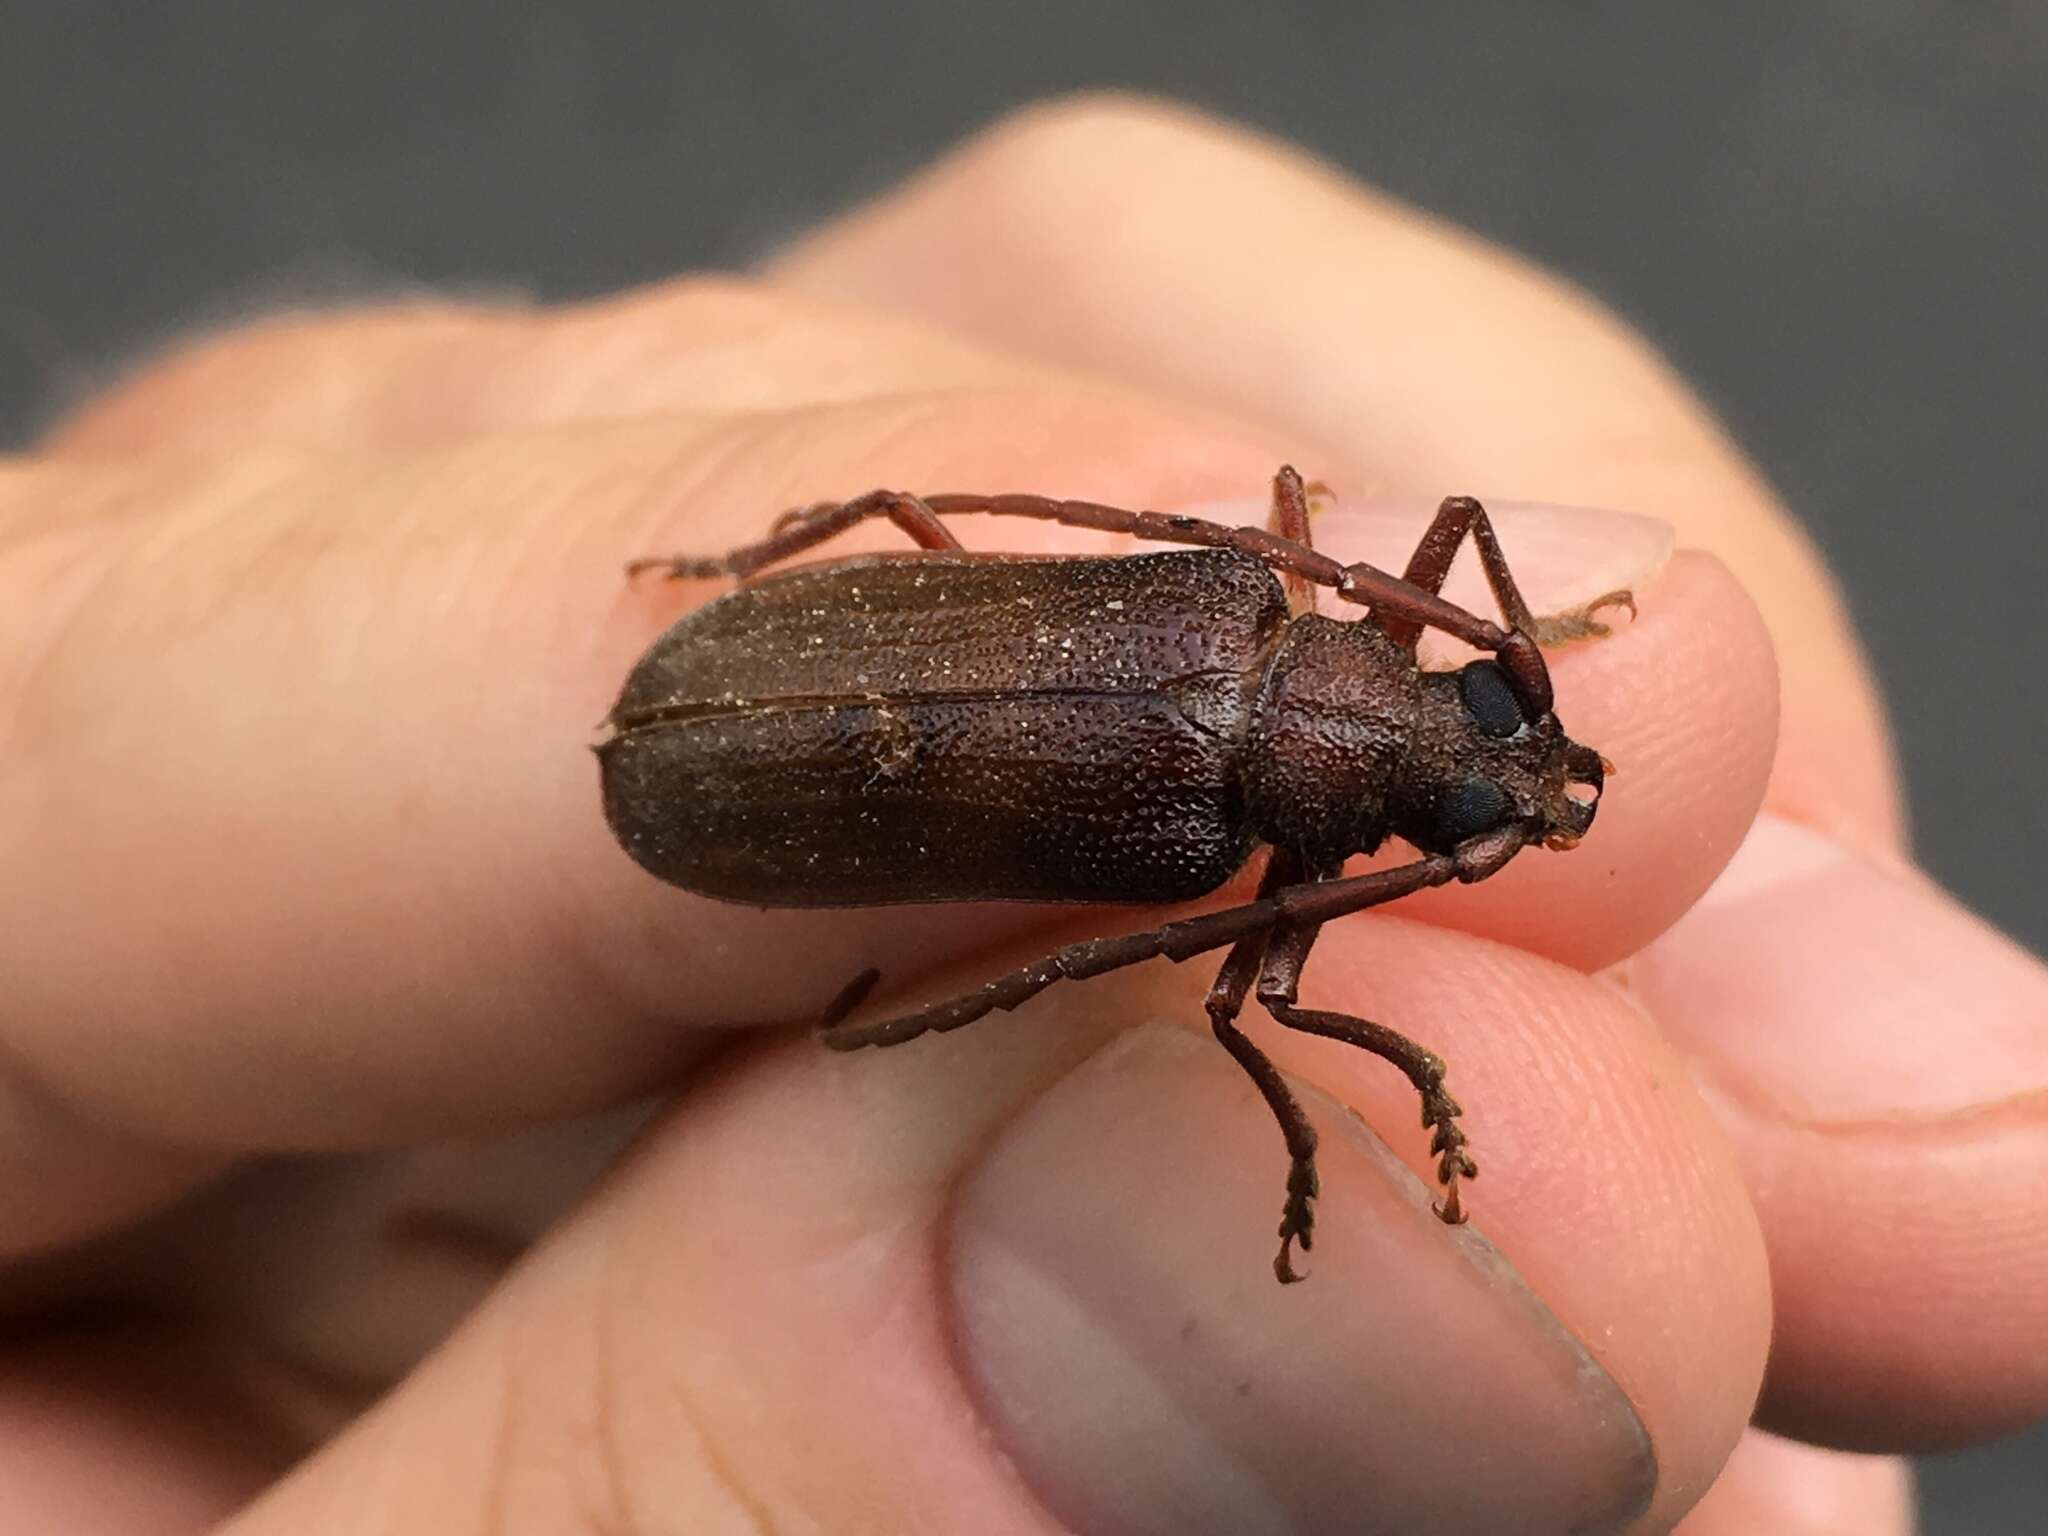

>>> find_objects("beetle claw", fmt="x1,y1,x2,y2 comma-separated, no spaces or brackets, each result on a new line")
1527,588,1636,646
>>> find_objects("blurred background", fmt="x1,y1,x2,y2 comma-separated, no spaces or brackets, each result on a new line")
2,4,2040,1528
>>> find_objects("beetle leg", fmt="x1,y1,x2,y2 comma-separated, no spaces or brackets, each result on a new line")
917,474,1356,594
1276,470,1339,530
1204,847,1335,1277
1209,946,1322,1285
819,845,1518,1269
1264,466,1319,615
625,489,962,581
645,470,1545,686
1378,494,1635,655
1256,923,1478,1228
919,476,1545,667
1202,850,1325,1283
817,850,1465,1050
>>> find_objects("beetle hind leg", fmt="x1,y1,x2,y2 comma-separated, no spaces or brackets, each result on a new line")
626,488,963,582
817,850,1481,1271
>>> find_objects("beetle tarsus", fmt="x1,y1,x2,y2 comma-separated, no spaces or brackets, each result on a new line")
624,553,727,582
1274,1154,1319,1283
818,966,882,1030
629,488,964,587
1526,587,1637,646
1259,996,1481,1236
1424,1085,1477,1224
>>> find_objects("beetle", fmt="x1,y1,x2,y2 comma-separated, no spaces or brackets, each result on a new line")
598,466,1627,1281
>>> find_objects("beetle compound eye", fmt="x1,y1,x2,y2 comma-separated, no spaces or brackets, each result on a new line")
1459,660,1526,737
1434,776,1515,845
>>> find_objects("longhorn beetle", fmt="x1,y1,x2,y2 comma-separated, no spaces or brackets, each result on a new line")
598,467,1627,1281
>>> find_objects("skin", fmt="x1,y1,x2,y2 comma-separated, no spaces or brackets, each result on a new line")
1,96,2043,1532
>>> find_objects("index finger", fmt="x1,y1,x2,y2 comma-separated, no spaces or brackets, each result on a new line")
773,97,2048,1450
772,94,1900,856
0,386,1766,1253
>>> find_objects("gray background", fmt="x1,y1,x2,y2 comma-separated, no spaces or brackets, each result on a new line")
1,3,2040,1528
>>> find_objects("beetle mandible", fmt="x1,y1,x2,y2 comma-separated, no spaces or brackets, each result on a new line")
598,466,1628,1282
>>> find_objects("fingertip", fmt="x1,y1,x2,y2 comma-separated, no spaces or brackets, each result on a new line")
775,96,1908,862
3,387,1291,1159
40,301,530,457
1260,917,1773,1504
1349,539,1779,971
950,1023,1662,1535
1634,813,2048,1449
1675,1431,1914,1536
817,911,1771,1532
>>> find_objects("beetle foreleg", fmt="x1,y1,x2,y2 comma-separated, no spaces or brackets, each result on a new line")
1379,494,1634,656
917,475,1564,705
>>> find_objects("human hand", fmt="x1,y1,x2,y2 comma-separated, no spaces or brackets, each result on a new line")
5,98,2040,1533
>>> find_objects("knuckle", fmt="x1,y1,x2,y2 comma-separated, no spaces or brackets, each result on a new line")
589,273,785,337
44,298,510,454
961,90,1258,191
835,384,1270,508
978,89,1199,151
562,277,1046,413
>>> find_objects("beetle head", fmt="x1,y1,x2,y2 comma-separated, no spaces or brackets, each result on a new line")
1399,658,1609,858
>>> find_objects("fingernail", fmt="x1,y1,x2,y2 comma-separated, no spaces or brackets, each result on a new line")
1181,495,1675,630
1629,813,2048,1120
947,1024,1656,1536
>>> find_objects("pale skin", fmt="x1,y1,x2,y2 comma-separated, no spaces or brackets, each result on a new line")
3,98,2042,1533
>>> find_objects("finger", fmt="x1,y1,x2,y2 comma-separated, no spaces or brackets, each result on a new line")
769,96,2048,1455
1674,1430,1914,1536
0,387,1281,1255
40,278,1079,458
0,1326,288,1535
1631,812,2048,1449
771,94,1901,856
216,927,1768,1536
0,414,1773,1231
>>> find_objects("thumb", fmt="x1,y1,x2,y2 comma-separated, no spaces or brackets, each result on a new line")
217,935,1756,1536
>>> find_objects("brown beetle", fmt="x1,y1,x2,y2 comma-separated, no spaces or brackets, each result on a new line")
599,467,1626,1281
